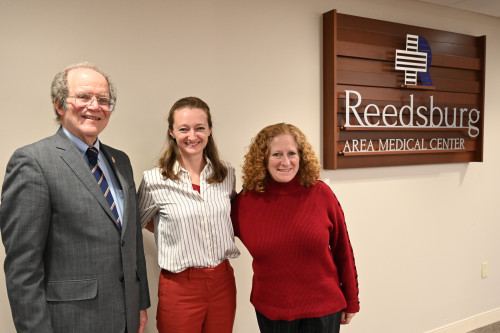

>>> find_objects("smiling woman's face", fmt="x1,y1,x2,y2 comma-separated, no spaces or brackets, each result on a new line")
169,107,212,160
267,134,300,183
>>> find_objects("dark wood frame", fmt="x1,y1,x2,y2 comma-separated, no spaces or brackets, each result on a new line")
323,10,486,169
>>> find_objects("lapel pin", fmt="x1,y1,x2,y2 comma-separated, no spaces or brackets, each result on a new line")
112,157,116,164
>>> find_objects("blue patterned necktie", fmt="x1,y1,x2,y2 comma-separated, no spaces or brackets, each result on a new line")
86,147,122,230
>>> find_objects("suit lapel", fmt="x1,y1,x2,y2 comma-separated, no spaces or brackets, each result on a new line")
54,128,119,227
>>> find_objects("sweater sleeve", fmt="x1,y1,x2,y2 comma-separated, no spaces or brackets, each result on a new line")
323,183,360,313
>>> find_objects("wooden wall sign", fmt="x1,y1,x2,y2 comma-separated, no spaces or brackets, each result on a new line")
322,9,486,169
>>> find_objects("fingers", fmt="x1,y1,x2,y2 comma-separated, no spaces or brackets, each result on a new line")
138,310,148,333
145,219,154,233
341,311,355,325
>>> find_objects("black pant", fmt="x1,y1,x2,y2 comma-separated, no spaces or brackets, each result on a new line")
256,310,342,333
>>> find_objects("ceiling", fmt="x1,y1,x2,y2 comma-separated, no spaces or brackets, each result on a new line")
415,0,500,18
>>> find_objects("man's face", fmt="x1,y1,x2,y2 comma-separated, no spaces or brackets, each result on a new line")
56,68,111,146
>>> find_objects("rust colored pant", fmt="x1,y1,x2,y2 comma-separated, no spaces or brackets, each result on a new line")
157,260,236,333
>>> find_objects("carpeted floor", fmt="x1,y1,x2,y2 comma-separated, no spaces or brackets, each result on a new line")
468,321,500,333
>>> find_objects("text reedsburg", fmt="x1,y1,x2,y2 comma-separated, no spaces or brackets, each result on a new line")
341,90,479,153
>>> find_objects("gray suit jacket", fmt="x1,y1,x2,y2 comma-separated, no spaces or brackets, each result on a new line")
0,127,150,333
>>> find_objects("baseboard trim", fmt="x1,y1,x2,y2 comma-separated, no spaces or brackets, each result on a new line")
424,307,500,333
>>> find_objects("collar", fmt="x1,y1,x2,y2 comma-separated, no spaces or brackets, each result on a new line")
265,175,304,195
61,126,101,156
173,158,213,176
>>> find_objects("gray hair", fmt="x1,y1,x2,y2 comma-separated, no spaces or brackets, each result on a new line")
50,62,117,121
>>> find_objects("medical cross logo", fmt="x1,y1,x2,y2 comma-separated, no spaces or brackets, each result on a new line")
395,34,433,87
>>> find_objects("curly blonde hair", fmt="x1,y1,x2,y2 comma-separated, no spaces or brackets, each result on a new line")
242,123,321,193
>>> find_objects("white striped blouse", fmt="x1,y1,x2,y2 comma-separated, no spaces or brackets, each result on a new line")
137,160,240,273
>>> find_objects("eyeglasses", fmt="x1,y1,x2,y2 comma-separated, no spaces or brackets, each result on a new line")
67,92,116,112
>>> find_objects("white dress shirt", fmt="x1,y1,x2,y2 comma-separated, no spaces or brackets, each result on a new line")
138,160,240,273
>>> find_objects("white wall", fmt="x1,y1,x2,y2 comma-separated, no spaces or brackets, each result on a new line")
1,0,499,332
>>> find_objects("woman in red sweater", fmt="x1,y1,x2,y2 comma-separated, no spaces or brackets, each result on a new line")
231,123,359,333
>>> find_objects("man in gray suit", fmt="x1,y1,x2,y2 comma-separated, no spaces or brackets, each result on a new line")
0,62,150,333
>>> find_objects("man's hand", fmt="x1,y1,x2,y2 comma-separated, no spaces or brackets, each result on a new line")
138,310,148,333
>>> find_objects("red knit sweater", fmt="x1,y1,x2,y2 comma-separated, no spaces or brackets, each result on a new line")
231,177,359,321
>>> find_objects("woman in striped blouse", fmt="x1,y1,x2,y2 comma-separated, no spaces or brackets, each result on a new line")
137,97,240,333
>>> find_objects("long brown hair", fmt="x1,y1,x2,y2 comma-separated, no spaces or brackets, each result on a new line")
158,97,227,183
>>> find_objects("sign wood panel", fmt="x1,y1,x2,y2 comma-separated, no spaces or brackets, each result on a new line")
323,10,486,169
